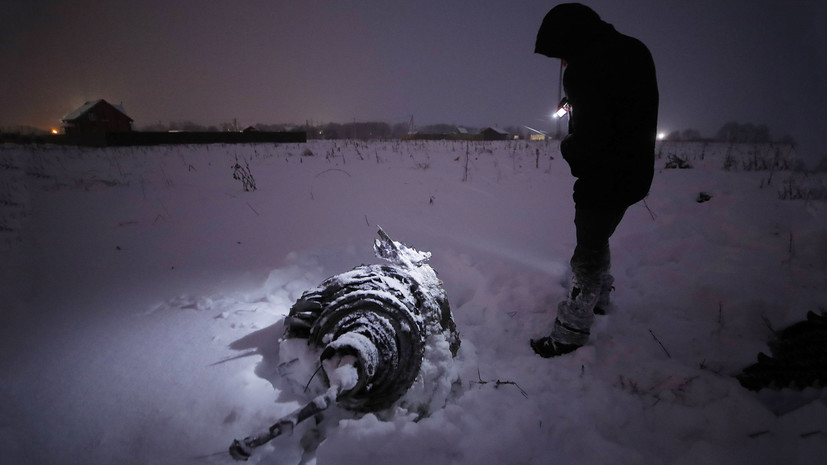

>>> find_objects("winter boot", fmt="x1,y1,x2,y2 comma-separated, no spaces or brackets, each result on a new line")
530,335,580,358
531,286,598,358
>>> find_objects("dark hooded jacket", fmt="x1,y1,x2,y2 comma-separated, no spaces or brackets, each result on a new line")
536,3,658,208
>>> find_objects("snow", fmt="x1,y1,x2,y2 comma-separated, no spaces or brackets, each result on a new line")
322,354,359,393
1,139,826,464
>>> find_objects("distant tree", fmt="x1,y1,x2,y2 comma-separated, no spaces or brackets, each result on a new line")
254,123,286,132
752,124,770,143
140,122,168,132
169,121,207,132
4,125,49,135
305,124,324,139
715,121,771,143
139,121,207,132
681,129,703,141
322,123,343,139
665,130,682,141
418,124,458,134
776,134,797,147
391,122,411,138
504,126,523,139
336,122,390,140
716,122,737,142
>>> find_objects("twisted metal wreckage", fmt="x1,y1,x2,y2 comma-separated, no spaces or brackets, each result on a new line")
230,228,461,461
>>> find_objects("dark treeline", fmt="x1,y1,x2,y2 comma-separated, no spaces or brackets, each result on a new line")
2,120,796,145
135,120,527,140
661,122,796,146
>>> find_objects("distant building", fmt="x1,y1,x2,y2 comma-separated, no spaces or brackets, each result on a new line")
62,99,133,136
402,125,477,141
480,127,509,141
524,126,548,141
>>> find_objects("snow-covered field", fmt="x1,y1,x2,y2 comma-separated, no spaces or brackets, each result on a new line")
1,139,825,465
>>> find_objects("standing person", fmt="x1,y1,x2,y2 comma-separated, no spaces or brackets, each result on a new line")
530,3,659,357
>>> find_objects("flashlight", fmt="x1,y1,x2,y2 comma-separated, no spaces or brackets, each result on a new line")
553,97,570,118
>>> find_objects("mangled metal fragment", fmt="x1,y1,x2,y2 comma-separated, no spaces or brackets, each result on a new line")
230,228,460,460
736,310,827,392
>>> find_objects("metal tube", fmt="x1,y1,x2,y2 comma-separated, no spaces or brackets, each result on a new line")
229,387,337,461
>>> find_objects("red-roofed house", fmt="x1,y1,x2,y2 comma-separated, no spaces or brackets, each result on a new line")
62,100,133,136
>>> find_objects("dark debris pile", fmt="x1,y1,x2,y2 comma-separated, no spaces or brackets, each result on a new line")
737,311,827,391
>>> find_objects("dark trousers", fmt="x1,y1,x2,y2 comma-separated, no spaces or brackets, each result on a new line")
551,205,627,345
571,205,627,292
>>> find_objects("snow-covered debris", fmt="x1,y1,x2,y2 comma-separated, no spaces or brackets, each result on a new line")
231,228,461,459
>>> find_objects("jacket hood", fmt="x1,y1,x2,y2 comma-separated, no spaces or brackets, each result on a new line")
534,3,613,61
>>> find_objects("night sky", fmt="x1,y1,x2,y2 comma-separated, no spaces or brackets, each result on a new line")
2,0,825,162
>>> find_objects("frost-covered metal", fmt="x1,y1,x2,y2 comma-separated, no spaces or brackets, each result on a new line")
229,228,460,460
